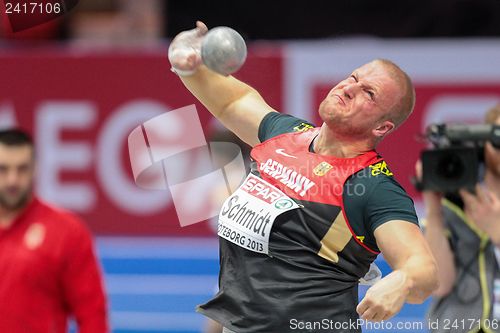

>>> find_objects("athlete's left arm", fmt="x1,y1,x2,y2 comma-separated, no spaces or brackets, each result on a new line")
356,220,438,322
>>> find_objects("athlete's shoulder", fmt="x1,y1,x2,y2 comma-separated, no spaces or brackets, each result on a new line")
350,159,397,186
367,160,395,179
347,159,414,207
345,160,418,235
258,112,315,142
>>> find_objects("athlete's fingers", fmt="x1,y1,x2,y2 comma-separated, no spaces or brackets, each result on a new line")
356,298,370,317
382,312,392,321
360,308,378,321
168,21,208,75
372,311,387,322
195,21,209,36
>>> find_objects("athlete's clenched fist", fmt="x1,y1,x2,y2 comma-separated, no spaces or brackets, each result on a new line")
356,270,409,322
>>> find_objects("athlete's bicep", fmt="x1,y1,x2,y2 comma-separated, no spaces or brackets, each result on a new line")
219,90,277,147
374,220,428,270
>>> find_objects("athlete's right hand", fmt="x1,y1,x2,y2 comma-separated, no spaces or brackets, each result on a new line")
168,21,208,76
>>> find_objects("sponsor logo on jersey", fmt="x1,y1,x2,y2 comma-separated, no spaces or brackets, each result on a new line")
259,159,315,197
275,148,297,158
293,122,314,132
369,161,393,177
356,236,365,243
274,198,294,209
241,175,284,204
313,161,333,176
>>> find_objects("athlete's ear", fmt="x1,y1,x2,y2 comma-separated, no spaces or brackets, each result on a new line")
372,120,395,138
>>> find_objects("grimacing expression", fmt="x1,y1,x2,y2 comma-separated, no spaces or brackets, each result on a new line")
319,61,402,140
485,116,500,176
0,144,34,210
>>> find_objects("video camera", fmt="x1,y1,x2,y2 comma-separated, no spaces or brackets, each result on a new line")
420,124,500,192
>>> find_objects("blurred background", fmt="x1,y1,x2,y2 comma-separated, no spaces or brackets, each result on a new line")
1,0,500,332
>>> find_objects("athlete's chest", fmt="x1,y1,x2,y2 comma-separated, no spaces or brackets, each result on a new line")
250,130,380,206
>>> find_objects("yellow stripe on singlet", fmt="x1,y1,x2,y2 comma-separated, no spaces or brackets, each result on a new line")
318,212,352,263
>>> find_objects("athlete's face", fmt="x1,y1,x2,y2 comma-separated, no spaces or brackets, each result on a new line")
485,116,500,177
319,61,402,140
0,144,34,210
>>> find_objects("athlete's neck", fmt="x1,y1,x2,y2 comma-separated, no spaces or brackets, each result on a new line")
484,170,500,199
313,124,373,158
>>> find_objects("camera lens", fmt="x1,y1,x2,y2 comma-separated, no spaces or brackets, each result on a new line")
421,147,478,192
436,153,465,180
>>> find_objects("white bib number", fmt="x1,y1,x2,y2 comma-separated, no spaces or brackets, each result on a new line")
218,174,300,254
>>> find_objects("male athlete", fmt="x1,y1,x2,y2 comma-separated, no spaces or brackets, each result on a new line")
169,22,438,333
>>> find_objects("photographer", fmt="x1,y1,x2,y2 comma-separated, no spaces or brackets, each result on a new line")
418,105,500,333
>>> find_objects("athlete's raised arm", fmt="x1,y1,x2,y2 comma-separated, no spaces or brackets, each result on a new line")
168,21,277,146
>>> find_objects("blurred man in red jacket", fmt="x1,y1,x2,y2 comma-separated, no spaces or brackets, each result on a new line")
0,128,108,333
